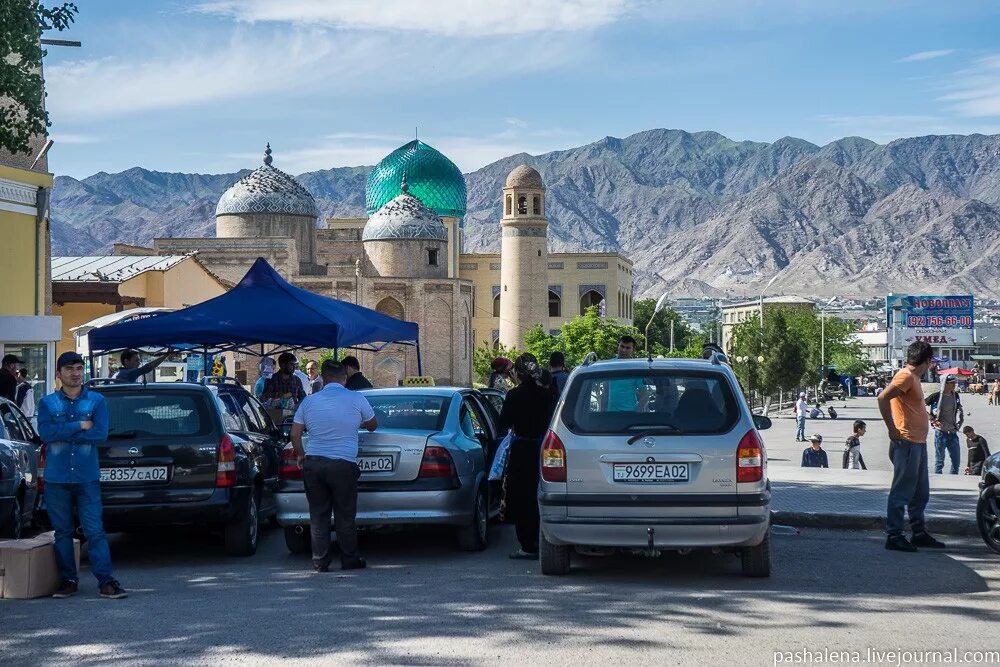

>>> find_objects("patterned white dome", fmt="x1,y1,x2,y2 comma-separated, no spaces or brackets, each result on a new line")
216,144,317,217
362,178,447,242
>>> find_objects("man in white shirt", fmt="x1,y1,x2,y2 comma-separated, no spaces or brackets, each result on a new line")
290,361,377,572
794,392,808,442
292,355,313,396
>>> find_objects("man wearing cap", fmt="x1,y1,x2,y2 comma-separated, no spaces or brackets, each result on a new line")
36,352,126,599
794,392,808,442
800,434,829,468
930,377,964,474
0,353,20,401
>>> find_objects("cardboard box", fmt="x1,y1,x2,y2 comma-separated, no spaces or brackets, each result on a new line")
0,532,81,599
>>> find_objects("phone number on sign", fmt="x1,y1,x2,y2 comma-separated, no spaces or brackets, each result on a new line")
906,315,972,328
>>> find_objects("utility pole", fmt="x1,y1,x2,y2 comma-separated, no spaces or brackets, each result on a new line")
669,319,675,353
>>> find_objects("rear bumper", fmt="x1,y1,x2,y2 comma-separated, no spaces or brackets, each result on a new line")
35,487,252,530
541,514,769,548
275,474,477,527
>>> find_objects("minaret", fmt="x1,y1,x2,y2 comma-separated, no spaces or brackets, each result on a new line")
499,165,548,350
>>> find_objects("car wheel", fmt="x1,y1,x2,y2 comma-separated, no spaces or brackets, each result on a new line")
741,532,771,577
1,491,24,539
977,484,1000,555
224,491,259,557
539,528,571,575
284,525,312,554
457,485,489,552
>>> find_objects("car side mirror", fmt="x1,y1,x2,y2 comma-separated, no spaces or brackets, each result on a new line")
752,415,772,431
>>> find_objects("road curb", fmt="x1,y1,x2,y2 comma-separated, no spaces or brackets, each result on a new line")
771,510,980,537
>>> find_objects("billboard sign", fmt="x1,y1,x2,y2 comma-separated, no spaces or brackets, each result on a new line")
886,295,975,350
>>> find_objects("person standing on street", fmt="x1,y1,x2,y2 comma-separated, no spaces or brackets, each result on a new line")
254,357,274,399
549,351,570,395
342,356,374,390
877,341,946,552
0,354,21,401
801,434,829,468
290,361,377,572
992,379,1000,407
930,377,964,474
794,392,808,442
498,354,556,559
113,349,169,382
36,352,126,599
962,426,991,476
305,360,323,394
842,420,868,470
263,352,306,410
15,368,35,419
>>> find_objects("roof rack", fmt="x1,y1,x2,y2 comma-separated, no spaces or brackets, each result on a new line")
200,376,244,388
581,352,599,367
87,377,133,386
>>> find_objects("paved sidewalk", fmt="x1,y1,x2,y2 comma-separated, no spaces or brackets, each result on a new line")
768,463,983,536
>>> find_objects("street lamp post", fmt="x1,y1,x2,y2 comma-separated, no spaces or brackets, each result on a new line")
645,293,670,359
759,274,780,328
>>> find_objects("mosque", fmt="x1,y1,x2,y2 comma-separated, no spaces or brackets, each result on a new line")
139,140,634,386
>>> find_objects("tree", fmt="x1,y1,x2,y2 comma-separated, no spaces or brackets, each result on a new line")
554,306,644,367
523,324,560,367
729,310,806,399
0,1,78,155
633,299,695,354
782,309,862,385
473,340,519,385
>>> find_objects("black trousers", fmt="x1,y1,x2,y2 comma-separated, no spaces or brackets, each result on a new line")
303,456,361,566
507,437,542,553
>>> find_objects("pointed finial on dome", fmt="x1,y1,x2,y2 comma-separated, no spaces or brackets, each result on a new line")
263,143,273,166
400,171,409,194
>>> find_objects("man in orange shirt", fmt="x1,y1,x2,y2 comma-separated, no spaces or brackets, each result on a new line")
877,341,946,552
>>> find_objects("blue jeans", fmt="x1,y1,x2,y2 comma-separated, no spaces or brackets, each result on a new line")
44,481,115,586
795,416,806,441
933,430,961,474
886,440,929,537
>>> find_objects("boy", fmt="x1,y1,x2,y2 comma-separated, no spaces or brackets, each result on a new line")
843,420,868,470
963,426,992,476
801,434,829,468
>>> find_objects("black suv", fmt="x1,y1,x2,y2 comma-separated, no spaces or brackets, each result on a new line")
38,378,286,556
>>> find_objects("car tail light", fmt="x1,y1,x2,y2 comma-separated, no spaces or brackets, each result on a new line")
279,444,301,481
216,435,237,487
541,430,567,482
419,445,457,478
37,443,47,494
736,429,765,483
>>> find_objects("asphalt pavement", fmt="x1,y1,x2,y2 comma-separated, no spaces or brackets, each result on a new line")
2,523,1000,666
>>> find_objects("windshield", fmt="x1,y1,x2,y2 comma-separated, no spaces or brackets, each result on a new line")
562,370,740,435
366,395,449,431
103,391,215,438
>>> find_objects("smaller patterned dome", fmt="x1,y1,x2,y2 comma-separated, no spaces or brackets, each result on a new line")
362,178,448,242
505,164,544,189
216,144,317,217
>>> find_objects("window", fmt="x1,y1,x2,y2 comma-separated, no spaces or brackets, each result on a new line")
549,290,561,317
493,293,501,317
427,248,439,266
580,289,603,316
0,404,27,441
562,370,739,435
533,195,541,215
103,392,215,437
517,195,527,214
505,195,512,215
366,395,449,431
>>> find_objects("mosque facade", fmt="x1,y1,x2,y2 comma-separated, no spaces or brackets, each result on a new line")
145,140,633,386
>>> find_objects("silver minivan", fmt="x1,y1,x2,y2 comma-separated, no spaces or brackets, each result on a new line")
538,357,773,576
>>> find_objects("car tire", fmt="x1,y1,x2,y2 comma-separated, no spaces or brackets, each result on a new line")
976,484,1000,555
456,485,489,552
224,490,259,557
284,526,312,554
1,491,24,539
540,528,571,575
741,532,771,577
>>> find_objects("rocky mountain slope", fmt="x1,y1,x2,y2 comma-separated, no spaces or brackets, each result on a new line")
51,129,1000,298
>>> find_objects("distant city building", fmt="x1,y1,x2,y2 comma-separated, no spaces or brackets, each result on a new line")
719,296,815,354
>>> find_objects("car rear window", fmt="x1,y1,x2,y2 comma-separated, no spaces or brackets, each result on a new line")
366,395,449,431
102,391,215,438
562,370,740,435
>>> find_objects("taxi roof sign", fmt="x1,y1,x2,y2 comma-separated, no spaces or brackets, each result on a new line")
403,376,435,387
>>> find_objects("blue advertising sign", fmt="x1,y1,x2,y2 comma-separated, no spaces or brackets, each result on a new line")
886,295,975,348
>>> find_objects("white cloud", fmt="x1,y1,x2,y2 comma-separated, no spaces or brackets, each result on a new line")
897,49,954,63
194,0,631,36
45,28,576,122
940,55,1000,117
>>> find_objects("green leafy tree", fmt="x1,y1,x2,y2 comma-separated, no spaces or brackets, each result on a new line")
555,306,644,367
831,350,870,379
523,324,560,367
729,310,806,398
1,1,78,155
782,309,861,385
633,299,695,354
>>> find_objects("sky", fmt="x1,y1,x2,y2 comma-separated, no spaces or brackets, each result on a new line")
40,0,1000,179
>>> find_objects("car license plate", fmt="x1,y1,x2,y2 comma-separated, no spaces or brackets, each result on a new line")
613,462,689,482
358,455,395,472
100,466,169,483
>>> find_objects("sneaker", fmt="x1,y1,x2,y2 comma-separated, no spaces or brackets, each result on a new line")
99,580,128,599
313,561,331,573
911,532,947,549
885,535,918,552
52,580,78,598
341,557,367,570
509,549,539,560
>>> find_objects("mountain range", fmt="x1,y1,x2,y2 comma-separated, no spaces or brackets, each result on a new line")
50,129,1000,299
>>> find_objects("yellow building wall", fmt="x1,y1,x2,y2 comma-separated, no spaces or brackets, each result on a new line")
0,210,39,316
52,302,119,357
161,259,226,307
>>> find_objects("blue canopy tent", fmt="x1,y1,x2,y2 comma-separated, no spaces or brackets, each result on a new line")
87,257,422,373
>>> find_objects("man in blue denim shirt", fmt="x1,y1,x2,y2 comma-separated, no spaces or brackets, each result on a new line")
37,352,127,599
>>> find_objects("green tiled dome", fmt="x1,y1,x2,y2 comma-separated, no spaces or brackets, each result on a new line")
366,140,467,217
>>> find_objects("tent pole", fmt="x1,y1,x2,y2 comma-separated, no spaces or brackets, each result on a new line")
416,342,423,376
203,346,209,379
88,351,95,381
